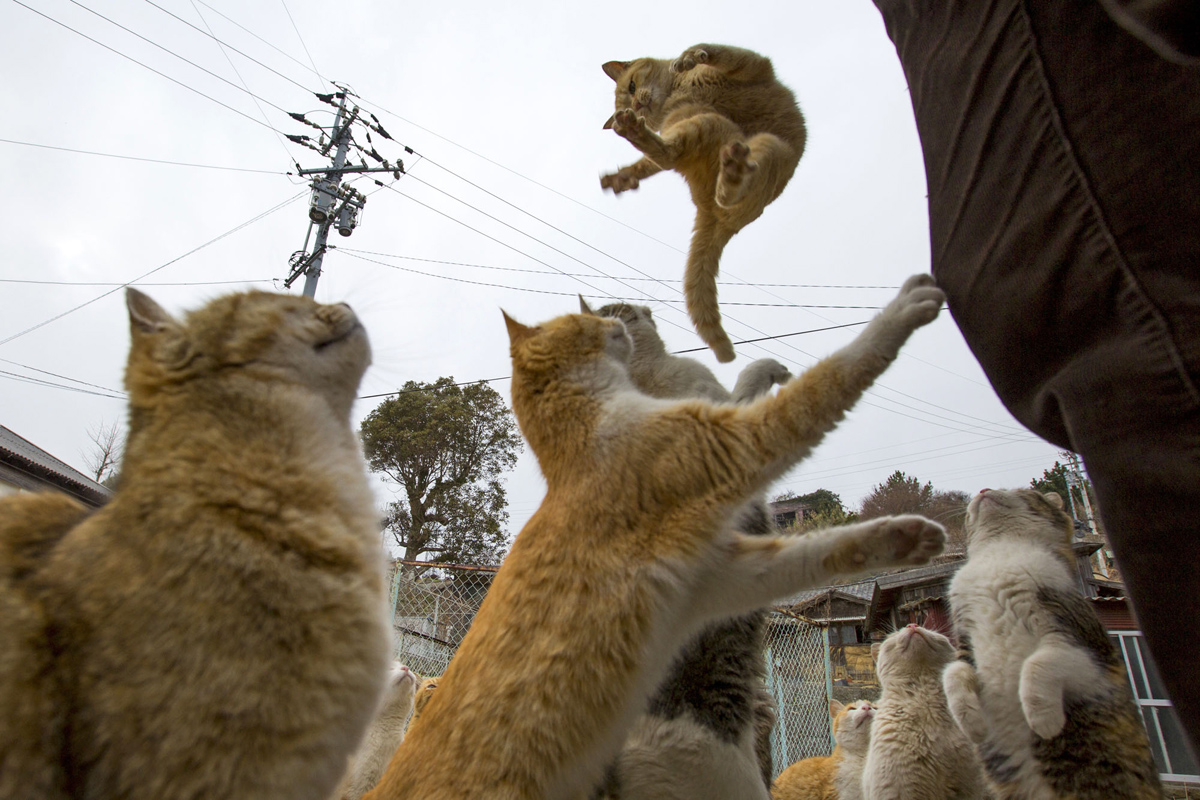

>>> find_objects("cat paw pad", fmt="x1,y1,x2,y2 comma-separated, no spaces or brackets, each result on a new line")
671,48,709,73
716,141,758,207
887,274,945,329
866,515,945,567
611,108,647,141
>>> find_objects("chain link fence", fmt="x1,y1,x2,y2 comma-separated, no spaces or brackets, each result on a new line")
389,561,838,782
764,610,834,779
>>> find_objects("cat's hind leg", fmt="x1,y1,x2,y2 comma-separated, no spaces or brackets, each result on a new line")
715,133,801,213
613,108,742,173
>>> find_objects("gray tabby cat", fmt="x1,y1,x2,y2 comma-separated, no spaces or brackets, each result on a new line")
861,625,985,800
943,488,1162,799
580,298,790,800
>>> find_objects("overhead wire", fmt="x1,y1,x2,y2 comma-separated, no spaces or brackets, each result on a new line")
11,0,292,138
0,191,306,348
277,0,326,87
0,138,286,174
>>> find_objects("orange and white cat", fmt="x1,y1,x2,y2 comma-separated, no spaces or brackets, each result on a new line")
0,289,390,800
772,700,875,800
601,43,807,362
365,274,946,800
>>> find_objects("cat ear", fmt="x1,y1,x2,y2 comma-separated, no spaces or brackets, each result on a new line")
602,113,616,130
870,642,882,662
828,699,845,718
578,295,597,316
1043,491,1064,509
501,310,537,346
601,60,628,82
127,288,193,369
126,288,178,334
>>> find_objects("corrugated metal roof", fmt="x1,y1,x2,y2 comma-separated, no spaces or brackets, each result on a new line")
0,425,112,503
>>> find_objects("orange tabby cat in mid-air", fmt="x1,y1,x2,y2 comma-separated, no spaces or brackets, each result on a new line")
364,275,946,800
0,290,390,800
600,43,807,363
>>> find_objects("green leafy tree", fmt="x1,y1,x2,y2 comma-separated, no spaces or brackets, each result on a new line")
360,377,523,569
860,471,968,551
772,488,856,532
859,470,934,519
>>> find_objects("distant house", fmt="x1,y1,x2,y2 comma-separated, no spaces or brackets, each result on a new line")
769,498,813,530
0,425,111,508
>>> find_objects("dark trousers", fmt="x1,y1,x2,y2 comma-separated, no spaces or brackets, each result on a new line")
872,0,1200,757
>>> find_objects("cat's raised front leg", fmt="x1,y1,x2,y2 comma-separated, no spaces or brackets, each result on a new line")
609,109,680,170
730,359,791,404
699,515,945,618
1019,640,1104,739
943,661,988,745
600,157,663,195
840,274,943,367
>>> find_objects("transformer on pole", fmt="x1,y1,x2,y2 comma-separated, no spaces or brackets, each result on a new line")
283,89,408,297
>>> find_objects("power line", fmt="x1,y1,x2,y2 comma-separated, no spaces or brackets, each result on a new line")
278,0,326,86
0,357,124,396
0,369,125,400
12,0,291,138
187,0,299,166
334,247,899,290
335,248,882,309
0,138,285,174
0,277,274,287
0,191,305,348
64,0,300,123
140,0,318,96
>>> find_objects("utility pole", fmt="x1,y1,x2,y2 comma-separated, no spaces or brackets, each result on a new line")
283,89,407,297
1062,450,1108,578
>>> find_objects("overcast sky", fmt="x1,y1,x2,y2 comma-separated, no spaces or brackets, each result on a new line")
0,0,1065,546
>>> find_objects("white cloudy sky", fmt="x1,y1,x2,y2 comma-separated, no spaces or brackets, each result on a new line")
0,0,1063,544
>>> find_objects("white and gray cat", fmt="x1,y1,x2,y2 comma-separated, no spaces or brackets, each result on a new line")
335,662,420,800
942,488,1162,799
861,625,985,800
582,298,789,800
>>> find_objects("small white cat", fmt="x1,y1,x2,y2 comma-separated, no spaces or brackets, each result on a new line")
861,625,984,800
336,662,420,800
942,488,1162,799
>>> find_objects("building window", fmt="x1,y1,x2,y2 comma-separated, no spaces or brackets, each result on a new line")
1109,631,1199,784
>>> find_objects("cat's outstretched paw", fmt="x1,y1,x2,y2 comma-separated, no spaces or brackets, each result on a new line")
611,108,648,142
600,168,640,194
883,274,945,331
731,358,792,403
834,515,945,574
671,48,709,73
715,141,758,208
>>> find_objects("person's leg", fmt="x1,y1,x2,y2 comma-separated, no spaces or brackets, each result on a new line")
872,0,1200,755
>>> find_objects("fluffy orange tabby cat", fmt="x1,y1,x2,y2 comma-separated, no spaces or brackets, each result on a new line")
364,274,946,800
772,700,875,800
0,289,390,800
601,43,807,362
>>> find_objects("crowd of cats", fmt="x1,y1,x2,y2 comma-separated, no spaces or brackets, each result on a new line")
0,41,1167,800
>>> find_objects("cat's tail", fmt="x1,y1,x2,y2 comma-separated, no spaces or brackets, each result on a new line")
684,219,737,363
